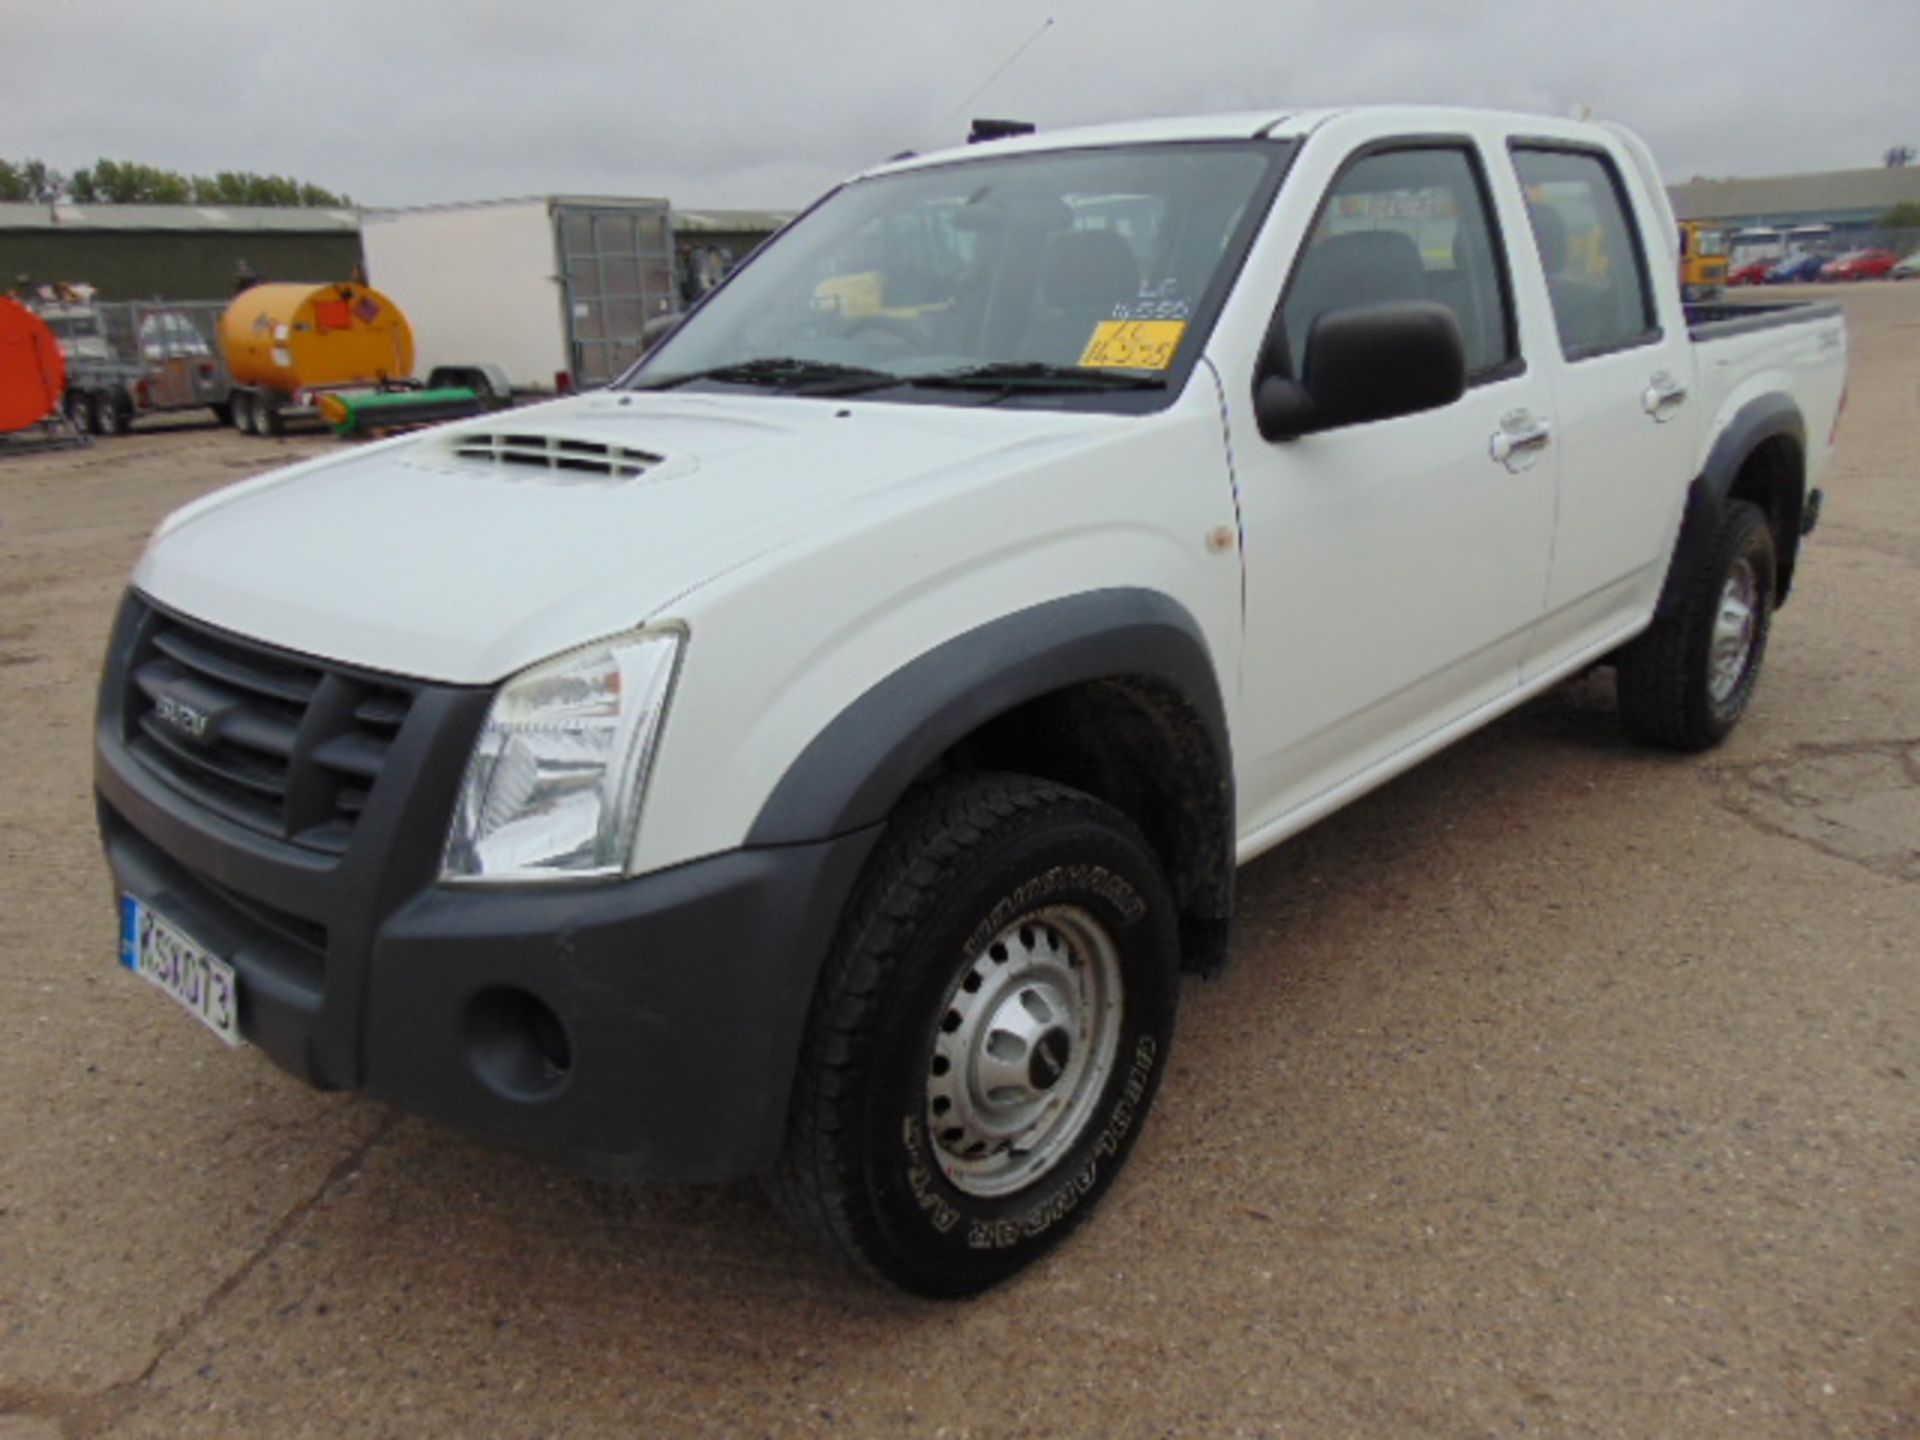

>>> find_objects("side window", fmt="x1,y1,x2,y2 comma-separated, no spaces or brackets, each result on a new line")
1281,144,1515,381
1512,147,1659,358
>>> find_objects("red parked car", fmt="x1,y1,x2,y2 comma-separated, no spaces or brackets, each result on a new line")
1728,259,1776,286
1819,249,1900,281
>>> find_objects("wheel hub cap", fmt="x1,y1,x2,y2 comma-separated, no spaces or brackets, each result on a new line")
1709,557,1759,704
1029,1027,1072,1091
925,906,1123,1198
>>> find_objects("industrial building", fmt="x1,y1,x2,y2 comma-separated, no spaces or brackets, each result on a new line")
0,203,363,302
0,200,788,311
1668,166,1920,242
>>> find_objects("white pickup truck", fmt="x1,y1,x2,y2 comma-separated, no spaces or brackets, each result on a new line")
95,106,1847,1296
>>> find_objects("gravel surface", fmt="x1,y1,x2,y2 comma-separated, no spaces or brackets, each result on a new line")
2,285,1915,1438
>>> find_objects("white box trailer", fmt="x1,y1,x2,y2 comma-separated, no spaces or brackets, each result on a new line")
361,196,677,395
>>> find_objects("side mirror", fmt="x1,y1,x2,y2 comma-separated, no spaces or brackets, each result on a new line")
1255,301,1468,441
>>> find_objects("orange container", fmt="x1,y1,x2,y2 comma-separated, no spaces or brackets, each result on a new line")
219,282,414,395
0,296,67,433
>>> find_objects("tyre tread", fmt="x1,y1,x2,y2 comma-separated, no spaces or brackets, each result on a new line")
1617,499,1774,752
768,772,1132,1284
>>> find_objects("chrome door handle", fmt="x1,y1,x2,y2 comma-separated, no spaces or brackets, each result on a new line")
1643,371,1689,421
1490,411,1553,472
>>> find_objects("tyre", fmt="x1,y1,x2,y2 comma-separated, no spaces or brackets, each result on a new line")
85,390,111,436
771,773,1181,1297
259,395,284,437
105,393,131,435
231,391,255,433
1617,499,1776,751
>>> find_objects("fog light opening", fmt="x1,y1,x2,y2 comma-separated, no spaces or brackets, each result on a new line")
465,987,574,1102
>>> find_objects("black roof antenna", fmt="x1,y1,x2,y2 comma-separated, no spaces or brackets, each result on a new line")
969,118,1037,144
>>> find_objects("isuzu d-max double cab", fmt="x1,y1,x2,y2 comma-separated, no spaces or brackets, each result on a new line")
96,107,1847,1296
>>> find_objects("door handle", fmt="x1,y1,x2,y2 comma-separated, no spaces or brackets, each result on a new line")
1490,411,1553,472
1643,370,1689,421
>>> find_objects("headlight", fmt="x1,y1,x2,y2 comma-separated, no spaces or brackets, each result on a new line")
442,630,682,883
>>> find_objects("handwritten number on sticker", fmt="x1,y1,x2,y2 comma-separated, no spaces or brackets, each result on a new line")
1080,320,1187,371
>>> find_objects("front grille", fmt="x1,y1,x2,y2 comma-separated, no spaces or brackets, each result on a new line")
125,605,416,854
449,431,662,480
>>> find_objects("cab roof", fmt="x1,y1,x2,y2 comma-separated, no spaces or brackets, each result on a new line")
857,106,1631,181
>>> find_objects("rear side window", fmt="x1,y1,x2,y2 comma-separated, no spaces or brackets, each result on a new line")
1512,146,1659,358
1281,143,1516,381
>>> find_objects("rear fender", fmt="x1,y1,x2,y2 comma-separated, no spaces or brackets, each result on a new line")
1655,393,1805,618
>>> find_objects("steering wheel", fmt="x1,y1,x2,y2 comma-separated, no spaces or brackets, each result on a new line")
841,314,927,352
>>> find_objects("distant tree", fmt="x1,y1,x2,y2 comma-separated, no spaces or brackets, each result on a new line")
78,158,197,204
189,169,347,207
1880,200,1920,229
21,160,60,201
1886,144,1917,168
0,158,65,201
4,157,348,207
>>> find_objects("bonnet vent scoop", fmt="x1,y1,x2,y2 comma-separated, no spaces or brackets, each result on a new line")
450,432,664,481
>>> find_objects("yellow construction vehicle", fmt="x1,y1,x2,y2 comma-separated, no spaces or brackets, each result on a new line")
1679,221,1729,300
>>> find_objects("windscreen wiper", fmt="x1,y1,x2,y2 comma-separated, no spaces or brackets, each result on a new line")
630,358,903,394
906,362,1169,393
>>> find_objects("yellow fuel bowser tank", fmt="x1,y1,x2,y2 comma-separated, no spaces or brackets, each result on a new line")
218,282,414,433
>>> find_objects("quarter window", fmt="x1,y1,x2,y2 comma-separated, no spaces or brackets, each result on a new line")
1281,144,1516,381
1512,147,1659,358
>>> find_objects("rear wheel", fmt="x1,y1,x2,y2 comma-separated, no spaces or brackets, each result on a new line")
1617,499,1776,751
770,773,1181,1297
231,391,255,433
258,394,284,437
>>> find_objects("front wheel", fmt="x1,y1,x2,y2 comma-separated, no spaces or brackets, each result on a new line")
1617,499,1776,751
771,774,1181,1297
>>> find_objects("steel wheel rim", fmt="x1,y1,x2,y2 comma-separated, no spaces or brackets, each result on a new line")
925,904,1124,1199
1709,556,1760,703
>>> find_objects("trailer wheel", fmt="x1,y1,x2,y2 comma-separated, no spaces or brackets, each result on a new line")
85,391,113,436
259,394,285,437
230,391,254,433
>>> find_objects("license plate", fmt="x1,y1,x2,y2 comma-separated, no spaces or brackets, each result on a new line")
120,895,242,1047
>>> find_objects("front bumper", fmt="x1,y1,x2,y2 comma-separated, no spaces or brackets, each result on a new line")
94,593,877,1182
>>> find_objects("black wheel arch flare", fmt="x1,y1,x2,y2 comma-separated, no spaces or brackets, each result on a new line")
1658,391,1808,619
745,588,1238,973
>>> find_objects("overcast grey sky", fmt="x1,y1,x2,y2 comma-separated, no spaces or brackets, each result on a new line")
3,0,1913,210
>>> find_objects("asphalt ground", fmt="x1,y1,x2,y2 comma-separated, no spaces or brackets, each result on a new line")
1,282,1915,1439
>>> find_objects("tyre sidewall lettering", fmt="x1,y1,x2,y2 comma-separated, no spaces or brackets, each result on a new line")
890,1030,1165,1254
957,863,1147,960
870,836,1176,1271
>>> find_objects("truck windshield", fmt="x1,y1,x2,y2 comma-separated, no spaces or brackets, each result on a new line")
43,315,102,339
627,142,1286,403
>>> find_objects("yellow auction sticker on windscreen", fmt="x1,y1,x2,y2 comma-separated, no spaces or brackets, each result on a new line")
1079,320,1187,371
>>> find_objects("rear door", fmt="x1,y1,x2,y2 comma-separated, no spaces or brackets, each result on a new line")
1505,138,1700,675
1230,131,1561,834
